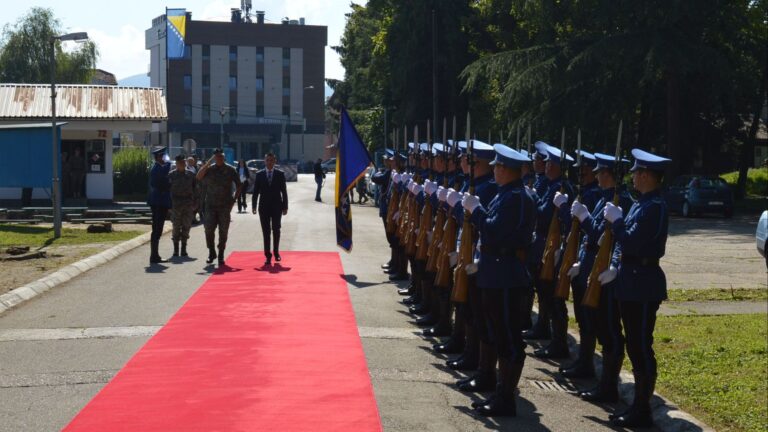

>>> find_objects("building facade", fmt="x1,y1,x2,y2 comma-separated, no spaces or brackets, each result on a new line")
146,12,327,163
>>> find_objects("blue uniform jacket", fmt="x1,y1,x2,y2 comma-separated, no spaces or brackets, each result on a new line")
371,168,392,217
610,188,669,302
534,173,549,197
575,187,634,288
471,179,536,289
147,161,171,208
530,176,573,265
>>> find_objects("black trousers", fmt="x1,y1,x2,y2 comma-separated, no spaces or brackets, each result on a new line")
620,300,660,379
482,287,526,363
259,209,282,256
465,276,492,344
590,284,625,362
150,206,168,243
237,191,248,212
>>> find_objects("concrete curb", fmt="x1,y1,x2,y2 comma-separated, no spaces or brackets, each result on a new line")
0,226,171,316
552,307,715,432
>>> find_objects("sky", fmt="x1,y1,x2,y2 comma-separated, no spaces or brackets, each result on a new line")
0,0,363,81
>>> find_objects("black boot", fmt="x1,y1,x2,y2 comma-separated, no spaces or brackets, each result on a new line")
424,293,452,337
520,290,534,330
522,295,551,340
180,241,188,257
611,373,654,427
476,359,522,417
206,248,217,264
149,240,167,264
457,342,497,392
218,248,225,265
534,304,569,359
172,241,180,257
560,333,596,378
435,305,465,353
448,321,478,370
580,352,621,403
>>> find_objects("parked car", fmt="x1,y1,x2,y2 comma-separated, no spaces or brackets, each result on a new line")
665,175,734,218
757,210,767,269
246,159,265,171
321,158,336,173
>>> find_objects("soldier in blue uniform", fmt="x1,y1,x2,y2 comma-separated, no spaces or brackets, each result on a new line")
598,148,671,428
147,146,172,264
461,144,536,416
373,150,396,271
569,152,634,402
448,141,500,394
552,149,602,377
526,144,575,360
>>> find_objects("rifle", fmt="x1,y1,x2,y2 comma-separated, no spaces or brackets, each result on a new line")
583,121,623,308
396,127,410,243
435,117,457,286
404,125,421,256
540,128,568,282
555,129,583,299
427,118,448,273
452,113,474,303
415,121,434,262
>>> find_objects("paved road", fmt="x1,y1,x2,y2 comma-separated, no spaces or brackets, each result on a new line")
0,174,740,431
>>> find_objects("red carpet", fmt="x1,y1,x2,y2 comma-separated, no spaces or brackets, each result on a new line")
64,251,382,432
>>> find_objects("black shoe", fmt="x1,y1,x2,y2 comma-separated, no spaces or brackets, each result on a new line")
423,325,451,337
409,303,429,315
172,241,179,257
274,252,281,262
533,344,570,359
389,273,409,281
560,361,595,379
522,325,551,340
264,258,272,266
608,406,632,421
218,249,225,265
149,255,168,264
611,407,653,428
206,249,217,264
397,288,411,296
434,338,464,354
457,375,496,392
381,263,392,270
579,384,619,403
472,394,497,409
475,395,516,417
415,314,437,327
402,295,419,305
447,356,478,371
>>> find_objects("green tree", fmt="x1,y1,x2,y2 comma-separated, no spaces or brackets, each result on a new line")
0,7,98,84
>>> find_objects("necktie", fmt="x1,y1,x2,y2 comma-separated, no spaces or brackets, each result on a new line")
268,171,272,185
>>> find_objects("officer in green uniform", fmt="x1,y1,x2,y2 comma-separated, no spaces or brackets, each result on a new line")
168,155,197,258
196,148,242,265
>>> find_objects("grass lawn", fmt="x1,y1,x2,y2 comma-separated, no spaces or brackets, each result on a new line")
0,224,143,248
666,288,767,302
648,314,766,432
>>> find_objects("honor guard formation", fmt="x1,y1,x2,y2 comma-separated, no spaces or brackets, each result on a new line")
377,117,671,427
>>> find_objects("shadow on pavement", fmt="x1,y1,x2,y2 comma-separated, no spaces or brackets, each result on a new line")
254,263,292,273
453,397,549,431
341,274,379,289
144,264,168,273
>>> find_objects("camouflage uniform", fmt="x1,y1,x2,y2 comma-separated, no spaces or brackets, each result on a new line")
168,168,197,243
203,163,241,251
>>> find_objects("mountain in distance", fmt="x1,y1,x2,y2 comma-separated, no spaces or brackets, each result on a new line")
118,73,151,87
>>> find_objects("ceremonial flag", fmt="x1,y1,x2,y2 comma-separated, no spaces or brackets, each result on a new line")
335,108,373,251
166,8,187,59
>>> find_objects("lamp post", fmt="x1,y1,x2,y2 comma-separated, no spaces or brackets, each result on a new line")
51,32,88,239
219,106,231,150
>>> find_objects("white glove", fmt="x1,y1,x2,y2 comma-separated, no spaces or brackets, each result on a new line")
553,192,568,209
604,202,623,223
424,180,438,196
448,251,458,267
462,194,481,213
598,265,618,285
401,174,411,184
404,179,413,189
411,183,423,195
447,189,462,207
393,211,400,222
571,201,589,223
437,187,448,202
393,173,402,184
567,262,580,279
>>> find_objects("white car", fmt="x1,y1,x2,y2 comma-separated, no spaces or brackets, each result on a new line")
757,210,767,265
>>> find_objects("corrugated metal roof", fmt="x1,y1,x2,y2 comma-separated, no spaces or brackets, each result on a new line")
0,84,167,120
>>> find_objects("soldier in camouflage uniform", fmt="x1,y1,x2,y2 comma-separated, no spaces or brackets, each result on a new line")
196,148,242,265
168,155,197,257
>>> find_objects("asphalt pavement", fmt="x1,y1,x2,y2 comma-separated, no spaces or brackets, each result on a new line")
0,174,721,431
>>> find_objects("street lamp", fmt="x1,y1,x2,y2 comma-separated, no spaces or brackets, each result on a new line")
51,32,89,239
219,106,231,150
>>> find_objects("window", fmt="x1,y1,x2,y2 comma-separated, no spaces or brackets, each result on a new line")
183,104,192,121
229,45,237,61
202,45,210,60
282,76,290,96
256,77,264,91
256,104,264,117
202,105,210,123
183,74,192,90
229,75,237,90
183,44,191,59
228,106,237,124
202,74,210,91
282,47,290,67
256,47,264,62
282,104,290,117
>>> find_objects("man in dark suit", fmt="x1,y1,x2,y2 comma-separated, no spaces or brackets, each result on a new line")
252,152,288,265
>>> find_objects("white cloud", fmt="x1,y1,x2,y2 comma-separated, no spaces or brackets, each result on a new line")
73,25,148,80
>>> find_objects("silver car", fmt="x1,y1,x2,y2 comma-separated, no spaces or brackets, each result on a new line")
757,210,767,269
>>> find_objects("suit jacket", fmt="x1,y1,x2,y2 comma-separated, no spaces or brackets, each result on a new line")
252,168,288,213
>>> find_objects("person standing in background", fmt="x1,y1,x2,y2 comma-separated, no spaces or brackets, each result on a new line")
313,158,325,202
147,146,172,264
237,159,251,213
